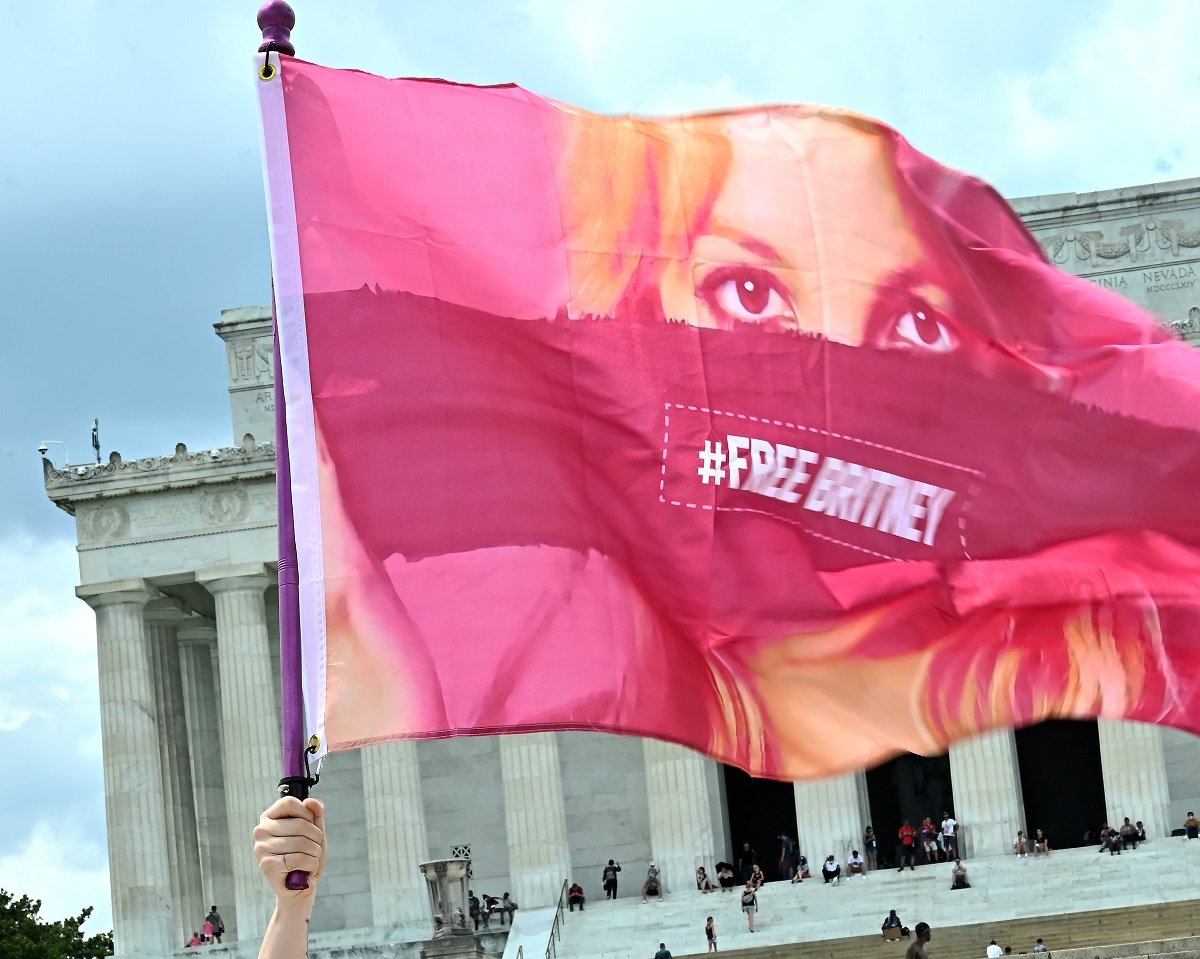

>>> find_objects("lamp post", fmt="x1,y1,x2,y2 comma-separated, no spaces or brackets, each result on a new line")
37,440,71,466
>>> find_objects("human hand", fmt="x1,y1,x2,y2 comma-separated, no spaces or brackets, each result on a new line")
253,797,327,907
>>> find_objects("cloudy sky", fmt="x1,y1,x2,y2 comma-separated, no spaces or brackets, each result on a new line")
3,0,1198,933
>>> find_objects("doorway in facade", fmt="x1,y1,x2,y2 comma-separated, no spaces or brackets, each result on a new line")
865,751,954,868
1015,720,1106,850
721,765,798,881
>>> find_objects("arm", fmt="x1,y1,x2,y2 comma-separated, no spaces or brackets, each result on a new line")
253,797,328,959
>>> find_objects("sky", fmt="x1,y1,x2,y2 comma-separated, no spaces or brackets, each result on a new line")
3,0,1199,934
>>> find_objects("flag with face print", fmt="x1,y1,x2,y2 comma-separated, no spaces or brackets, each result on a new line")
257,55,1200,779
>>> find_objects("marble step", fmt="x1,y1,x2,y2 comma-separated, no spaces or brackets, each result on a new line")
549,839,1200,959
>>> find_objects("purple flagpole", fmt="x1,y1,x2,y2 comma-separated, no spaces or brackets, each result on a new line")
258,0,311,892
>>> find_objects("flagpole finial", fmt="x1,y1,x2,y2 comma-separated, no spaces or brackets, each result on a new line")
257,1,296,56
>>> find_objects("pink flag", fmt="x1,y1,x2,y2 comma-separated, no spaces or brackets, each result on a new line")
258,56,1200,779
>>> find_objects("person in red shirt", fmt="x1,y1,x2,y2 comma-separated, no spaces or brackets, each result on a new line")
568,882,585,911
897,821,917,871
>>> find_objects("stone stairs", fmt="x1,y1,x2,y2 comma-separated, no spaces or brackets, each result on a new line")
547,838,1200,959
715,904,1200,959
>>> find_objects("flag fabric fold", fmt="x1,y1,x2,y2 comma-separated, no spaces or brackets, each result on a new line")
257,55,1200,779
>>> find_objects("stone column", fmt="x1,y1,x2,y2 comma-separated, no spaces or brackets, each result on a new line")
949,730,1026,858
642,740,719,895
145,599,205,944
1098,719,1172,839
178,616,236,938
362,740,431,927
793,772,871,866
499,733,572,906
200,565,281,943
77,581,173,956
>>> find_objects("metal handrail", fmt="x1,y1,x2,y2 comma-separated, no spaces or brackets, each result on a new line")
545,879,568,959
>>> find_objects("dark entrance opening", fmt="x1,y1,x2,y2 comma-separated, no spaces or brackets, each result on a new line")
1015,720,1106,849
866,752,953,868
722,766,797,881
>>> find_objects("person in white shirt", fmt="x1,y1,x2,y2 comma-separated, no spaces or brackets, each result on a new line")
1033,939,1048,953
986,940,1004,958
847,850,866,877
821,855,841,885
940,813,958,858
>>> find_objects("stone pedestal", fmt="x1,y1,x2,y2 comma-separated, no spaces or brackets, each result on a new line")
499,733,572,906
178,617,236,938
362,740,431,926
642,740,719,894
201,565,282,943
78,581,173,956
420,933,493,959
949,729,1026,858
145,599,204,944
793,771,871,866
1099,719,1172,838
418,859,471,938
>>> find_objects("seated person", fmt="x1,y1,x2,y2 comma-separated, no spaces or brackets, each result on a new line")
821,855,841,884
1013,830,1028,856
749,863,765,889
796,855,812,880
696,866,716,892
715,862,737,890
186,933,202,947
468,890,482,929
642,862,663,902
1186,812,1200,840
881,910,906,941
1032,829,1050,856
950,858,970,890
1135,821,1147,843
480,894,500,925
1099,826,1122,855
847,849,866,876
567,882,585,912
498,893,518,925
1119,818,1138,849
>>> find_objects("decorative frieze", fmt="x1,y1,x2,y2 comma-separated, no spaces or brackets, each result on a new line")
1036,218,1200,268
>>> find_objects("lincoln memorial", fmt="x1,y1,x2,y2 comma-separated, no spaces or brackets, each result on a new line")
42,176,1200,957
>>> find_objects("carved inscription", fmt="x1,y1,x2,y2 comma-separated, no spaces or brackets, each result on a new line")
1142,265,1196,293
1085,263,1197,294
228,336,274,385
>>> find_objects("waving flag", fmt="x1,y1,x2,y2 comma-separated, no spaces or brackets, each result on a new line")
257,54,1200,779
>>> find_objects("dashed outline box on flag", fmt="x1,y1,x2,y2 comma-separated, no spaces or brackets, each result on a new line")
660,402,983,563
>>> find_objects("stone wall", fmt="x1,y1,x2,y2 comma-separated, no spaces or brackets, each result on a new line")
1162,728,1200,829
419,737,510,897
310,749,374,933
560,731,653,899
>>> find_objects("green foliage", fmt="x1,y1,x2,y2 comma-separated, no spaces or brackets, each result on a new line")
0,890,113,959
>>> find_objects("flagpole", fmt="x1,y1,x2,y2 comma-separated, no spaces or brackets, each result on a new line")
257,0,312,892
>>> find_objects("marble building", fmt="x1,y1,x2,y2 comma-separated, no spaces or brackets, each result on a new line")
42,177,1200,957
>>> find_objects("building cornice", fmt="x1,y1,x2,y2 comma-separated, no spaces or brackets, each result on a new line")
44,436,276,515
1010,178,1200,224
